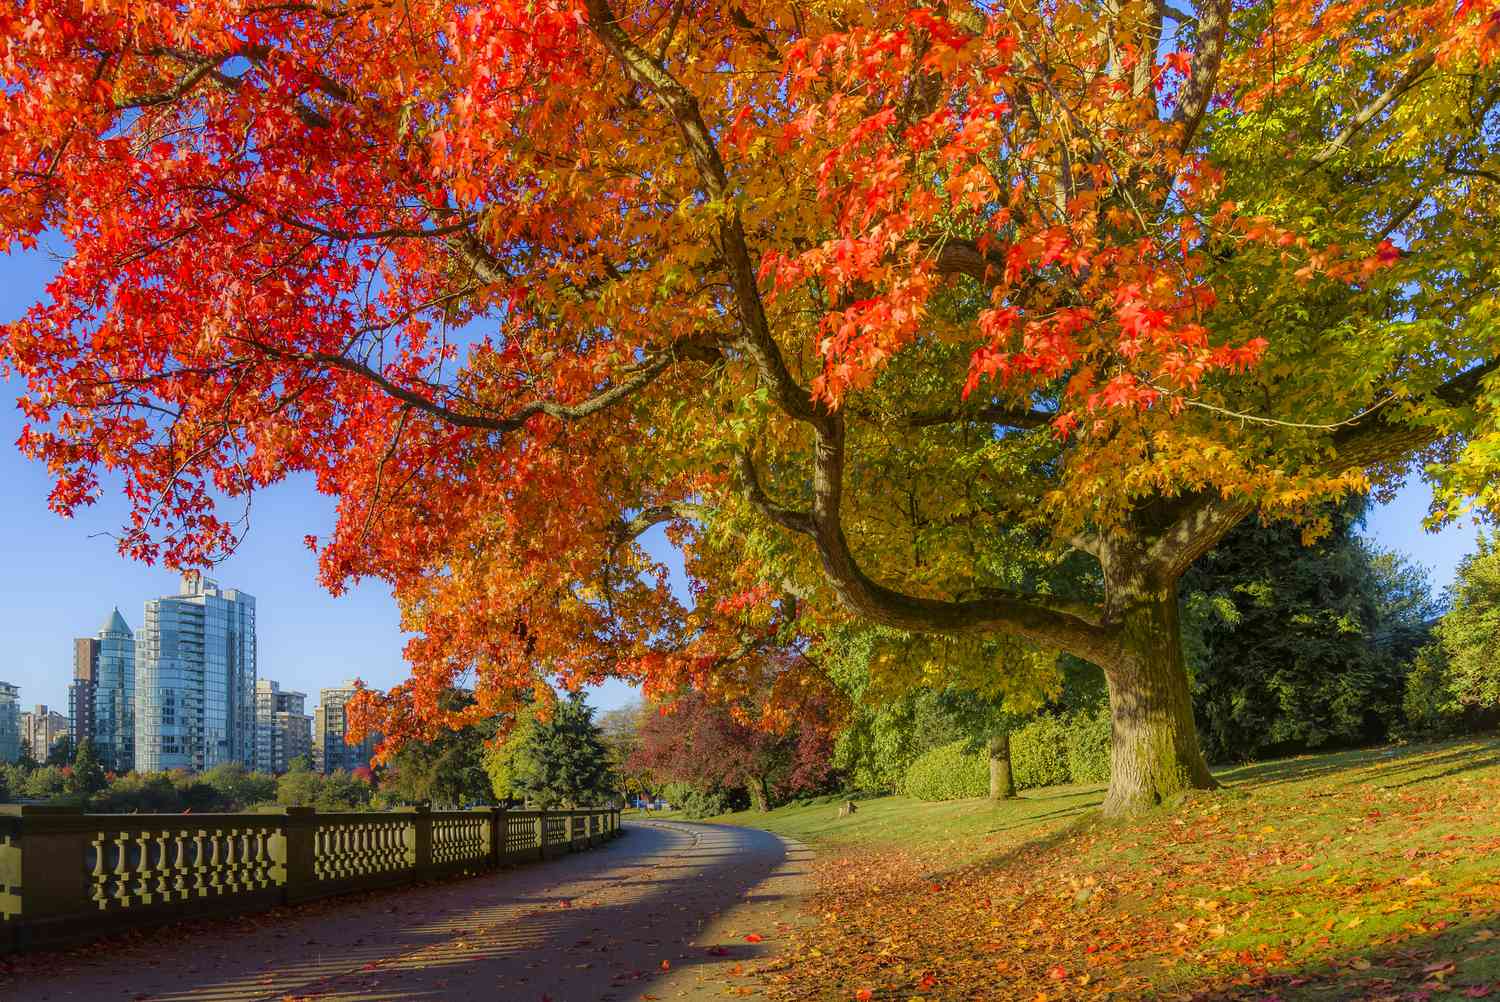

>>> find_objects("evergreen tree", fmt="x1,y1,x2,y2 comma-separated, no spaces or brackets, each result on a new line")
1435,534,1500,711
496,693,615,809
69,739,107,796
45,735,75,767
1181,504,1436,762
380,691,495,808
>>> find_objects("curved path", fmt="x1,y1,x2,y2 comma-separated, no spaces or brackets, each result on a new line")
3,821,811,1002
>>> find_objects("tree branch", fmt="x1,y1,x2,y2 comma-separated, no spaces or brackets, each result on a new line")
584,0,820,427
1173,0,1228,149
1312,52,1437,167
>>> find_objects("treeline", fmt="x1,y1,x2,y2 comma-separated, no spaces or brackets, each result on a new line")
620,509,1500,814
1,687,626,815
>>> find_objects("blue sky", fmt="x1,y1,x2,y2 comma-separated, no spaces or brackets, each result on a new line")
0,243,1483,714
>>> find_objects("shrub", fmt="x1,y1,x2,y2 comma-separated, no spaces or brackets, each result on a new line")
904,740,988,801
1010,716,1071,789
1065,707,1113,784
661,781,745,818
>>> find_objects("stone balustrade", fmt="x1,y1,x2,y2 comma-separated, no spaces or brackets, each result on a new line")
0,803,622,952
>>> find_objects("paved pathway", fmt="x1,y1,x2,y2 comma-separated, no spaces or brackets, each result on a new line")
2,821,811,1002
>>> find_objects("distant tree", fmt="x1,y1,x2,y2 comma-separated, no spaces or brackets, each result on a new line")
46,735,74,767
286,754,314,774
631,688,836,812
24,765,70,800
317,770,374,811
822,625,1069,797
495,693,615,809
202,762,277,809
69,739,107,796
276,758,323,807
1436,534,1500,711
380,689,495,808
598,703,653,802
15,747,40,772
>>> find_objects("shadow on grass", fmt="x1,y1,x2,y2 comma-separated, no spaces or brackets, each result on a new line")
1178,911,1500,1001
1214,737,1500,793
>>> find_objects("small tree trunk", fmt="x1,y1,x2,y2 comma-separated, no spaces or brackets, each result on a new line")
747,776,771,812
987,732,1016,800
1102,592,1217,815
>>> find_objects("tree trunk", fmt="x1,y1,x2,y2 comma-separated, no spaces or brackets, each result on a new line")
747,775,771,812
987,732,1016,800
1102,591,1217,816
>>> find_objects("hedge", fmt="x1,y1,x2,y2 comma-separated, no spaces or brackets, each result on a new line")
904,709,1114,802
903,740,989,800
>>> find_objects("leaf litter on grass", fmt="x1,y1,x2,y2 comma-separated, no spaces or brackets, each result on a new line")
750,739,1500,1002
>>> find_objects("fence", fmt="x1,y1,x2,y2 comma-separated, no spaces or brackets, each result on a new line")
0,803,622,952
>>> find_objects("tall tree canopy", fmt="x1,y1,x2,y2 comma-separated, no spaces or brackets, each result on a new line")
2,0,1496,813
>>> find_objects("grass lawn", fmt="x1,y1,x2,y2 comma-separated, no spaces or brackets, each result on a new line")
701,736,1500,1001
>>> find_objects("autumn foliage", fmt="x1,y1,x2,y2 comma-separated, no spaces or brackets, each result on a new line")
2,0,1497,810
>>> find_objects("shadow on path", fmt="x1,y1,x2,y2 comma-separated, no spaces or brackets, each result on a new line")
1,821,810,1002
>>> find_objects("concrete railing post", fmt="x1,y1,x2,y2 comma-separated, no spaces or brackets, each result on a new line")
473,806,500,868
410,804,432,875
534,812,546,860
1,805,92,943
269,806,318,904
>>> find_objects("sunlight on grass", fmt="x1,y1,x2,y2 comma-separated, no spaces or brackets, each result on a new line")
709,736,1500,1001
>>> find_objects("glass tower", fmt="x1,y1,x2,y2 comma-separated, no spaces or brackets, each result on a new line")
135,574,257,773
0,682,18,764
94,608,135,772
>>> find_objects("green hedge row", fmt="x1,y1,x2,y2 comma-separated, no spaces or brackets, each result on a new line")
904,708,1113,801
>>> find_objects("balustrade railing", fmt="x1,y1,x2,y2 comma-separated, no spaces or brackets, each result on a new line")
0,803,621,952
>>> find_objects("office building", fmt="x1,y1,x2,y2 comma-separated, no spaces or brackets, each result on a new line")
254,679,312,774
312,682,378,774
0,682,19,764
94,608,135,772
135,573,257,772
21,704,70,762
69,637,99,752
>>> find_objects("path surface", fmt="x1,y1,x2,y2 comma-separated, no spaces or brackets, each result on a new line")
2,821,811,1002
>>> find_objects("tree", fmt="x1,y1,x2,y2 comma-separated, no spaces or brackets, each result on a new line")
202,762,278,809
276,758,324,808
1181,505,1440,761
1435,534,1500,710
491,693,615,809
69,739,107,796
45,735,75,768
598,703,653,802
381,720,493,808
631,688,835,812
3,1,1496,815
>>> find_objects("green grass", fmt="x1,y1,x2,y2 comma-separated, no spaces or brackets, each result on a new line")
704,783,1104,858
703,735,1500,999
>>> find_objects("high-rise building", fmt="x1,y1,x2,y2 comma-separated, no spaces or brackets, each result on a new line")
0,682,19,764
20,704,70,762
69,637,100,751
94,608,135,772
312,682,378,774
135,573,257,773
254,679,311,774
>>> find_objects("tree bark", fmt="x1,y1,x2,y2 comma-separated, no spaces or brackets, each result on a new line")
988,732,1016,800
1101,591,1217,815
747,775,771,812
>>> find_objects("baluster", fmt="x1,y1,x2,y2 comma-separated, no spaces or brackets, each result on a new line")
89,833,109,910
109,831,131,909
172,831,191,900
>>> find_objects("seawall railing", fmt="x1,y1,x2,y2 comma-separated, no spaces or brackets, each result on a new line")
0,803,622,952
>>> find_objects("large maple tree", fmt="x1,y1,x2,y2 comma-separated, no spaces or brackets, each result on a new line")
2,0,1496,813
